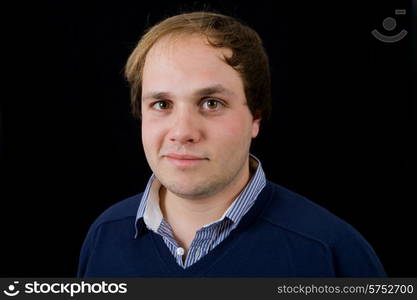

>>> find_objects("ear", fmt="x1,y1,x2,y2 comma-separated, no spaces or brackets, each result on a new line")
251,111,262,138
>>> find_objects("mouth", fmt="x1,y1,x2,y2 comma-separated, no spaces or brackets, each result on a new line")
164,153,208,168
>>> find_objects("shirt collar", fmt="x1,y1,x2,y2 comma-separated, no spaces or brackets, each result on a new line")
134,153,266,238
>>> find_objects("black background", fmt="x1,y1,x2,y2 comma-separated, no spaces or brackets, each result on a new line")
1,0,416,277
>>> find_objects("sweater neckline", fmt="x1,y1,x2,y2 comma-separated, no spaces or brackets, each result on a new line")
150,181,274,275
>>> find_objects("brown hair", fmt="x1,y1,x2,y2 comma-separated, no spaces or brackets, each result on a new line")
125,11,272,121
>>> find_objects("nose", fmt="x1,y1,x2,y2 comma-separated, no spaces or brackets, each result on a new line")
167,107,202,144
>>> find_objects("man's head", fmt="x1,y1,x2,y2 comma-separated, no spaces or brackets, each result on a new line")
125,12,272,199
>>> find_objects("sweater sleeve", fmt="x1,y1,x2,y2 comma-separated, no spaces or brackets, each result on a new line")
331,224,386,277
76,223,98,278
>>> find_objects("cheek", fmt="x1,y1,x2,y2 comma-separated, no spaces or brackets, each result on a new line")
141,119,164,153
212,116,253,144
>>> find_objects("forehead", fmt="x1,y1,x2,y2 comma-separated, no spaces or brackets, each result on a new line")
142,33,244,97
146,33,232,66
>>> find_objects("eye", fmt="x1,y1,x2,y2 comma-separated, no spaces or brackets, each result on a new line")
152,101,171,110
201,98,224,111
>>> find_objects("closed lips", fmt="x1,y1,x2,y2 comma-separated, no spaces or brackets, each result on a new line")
165,154,207,160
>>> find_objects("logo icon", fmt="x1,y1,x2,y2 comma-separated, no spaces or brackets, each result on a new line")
3,281,20,297
372,9,407,43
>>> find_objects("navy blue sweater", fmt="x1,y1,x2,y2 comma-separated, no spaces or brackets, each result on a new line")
77,181,386,277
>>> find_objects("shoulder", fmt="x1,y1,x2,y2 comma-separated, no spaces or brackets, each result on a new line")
261,181,362,244
260,181,386,276
77,192,144,277
88,192,144,233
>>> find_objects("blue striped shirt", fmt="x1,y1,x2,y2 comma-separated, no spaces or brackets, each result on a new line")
134,154,266,269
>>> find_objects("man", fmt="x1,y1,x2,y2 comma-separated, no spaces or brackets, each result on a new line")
77,11,386,277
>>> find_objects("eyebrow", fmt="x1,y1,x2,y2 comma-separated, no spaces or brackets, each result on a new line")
142,84,235,102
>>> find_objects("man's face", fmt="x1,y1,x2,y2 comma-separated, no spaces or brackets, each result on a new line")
141,34,260,199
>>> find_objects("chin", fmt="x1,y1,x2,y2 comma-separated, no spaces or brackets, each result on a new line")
163,180,218,199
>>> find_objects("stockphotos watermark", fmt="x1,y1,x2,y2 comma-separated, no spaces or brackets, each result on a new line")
371,9,407,43
2,280,127,297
